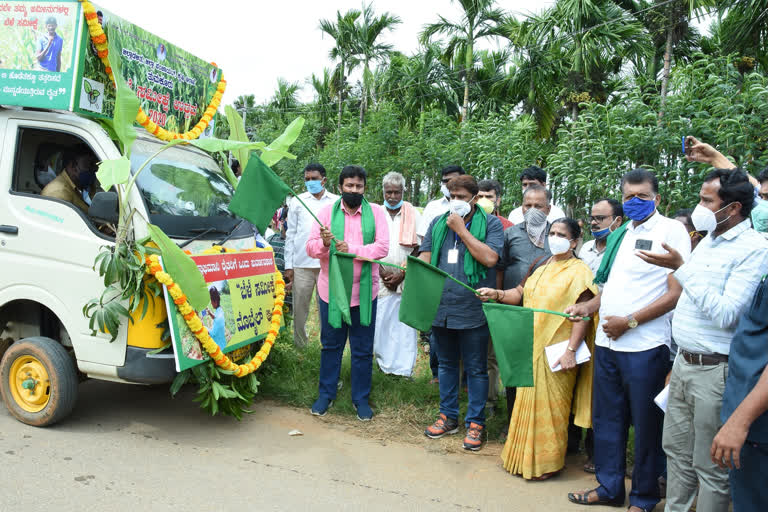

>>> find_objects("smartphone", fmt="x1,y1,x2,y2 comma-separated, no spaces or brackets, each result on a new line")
682,135,687,154
635,239,653,251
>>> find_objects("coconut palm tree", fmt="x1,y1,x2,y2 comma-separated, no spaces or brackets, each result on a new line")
350,3,401,132
719,0,768,70
269,78,301,118
420,0,506,123
319,9,361,141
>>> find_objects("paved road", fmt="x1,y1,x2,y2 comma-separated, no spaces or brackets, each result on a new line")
1,380,615,511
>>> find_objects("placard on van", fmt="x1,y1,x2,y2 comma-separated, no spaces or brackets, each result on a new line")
0,0,220,136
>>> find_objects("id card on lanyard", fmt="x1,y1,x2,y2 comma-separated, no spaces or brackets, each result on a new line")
447,221,471,264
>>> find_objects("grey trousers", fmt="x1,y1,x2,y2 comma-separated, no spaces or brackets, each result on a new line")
662,354,730,512
291,267,320,348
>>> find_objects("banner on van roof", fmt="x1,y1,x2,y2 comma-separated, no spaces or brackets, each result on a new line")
0,1,83,110
1,1,220,136
162,250,278,372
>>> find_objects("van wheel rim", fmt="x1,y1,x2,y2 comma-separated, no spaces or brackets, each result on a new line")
9,356,50,413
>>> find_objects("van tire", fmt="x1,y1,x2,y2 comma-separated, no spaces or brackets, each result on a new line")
0,337,78,427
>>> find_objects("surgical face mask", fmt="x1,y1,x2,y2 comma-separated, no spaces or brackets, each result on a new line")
623,197,656,221
691,203,733,233
449,197,473,218
591,218,618,240
440,183,451,199
477,197,495,215
548,235,573,255
385,199,403,210
305,179,324,194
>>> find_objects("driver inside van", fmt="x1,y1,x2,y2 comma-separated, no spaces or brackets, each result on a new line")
41,145,97,214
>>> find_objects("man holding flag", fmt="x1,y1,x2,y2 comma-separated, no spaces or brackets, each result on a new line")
305,166,389,421
420,175,504,451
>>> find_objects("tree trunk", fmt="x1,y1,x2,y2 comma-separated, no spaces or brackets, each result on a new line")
359,60,369,136
337,59,345,152
659,27,674,118
462,37,473,123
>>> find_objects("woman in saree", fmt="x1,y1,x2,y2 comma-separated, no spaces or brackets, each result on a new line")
477,218,597,480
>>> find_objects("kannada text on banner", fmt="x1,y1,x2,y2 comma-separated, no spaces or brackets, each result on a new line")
163,251,277,372
0,0,81,109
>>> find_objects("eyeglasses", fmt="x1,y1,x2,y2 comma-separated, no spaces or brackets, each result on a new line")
589,215,612,223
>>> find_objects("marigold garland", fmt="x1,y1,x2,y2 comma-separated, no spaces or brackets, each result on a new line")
144,253,285,377
78,0,226,142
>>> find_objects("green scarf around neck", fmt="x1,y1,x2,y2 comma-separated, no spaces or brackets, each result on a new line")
593,220,631,284
430,207,488,287
328,197,376,327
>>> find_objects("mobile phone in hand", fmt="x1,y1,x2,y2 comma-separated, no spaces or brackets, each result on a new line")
682,135,687,154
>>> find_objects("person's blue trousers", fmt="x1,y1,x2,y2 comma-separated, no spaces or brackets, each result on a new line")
730,440,768,512
593,344,669,510
433,324,489,427
429,330,439,379
317,299,377,407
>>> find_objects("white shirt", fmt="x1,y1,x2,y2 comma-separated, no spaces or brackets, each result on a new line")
597,212,692,352
508,204,566,224
378,206,422,297
578,239,604,291
284,189,339,269
417,196,450,237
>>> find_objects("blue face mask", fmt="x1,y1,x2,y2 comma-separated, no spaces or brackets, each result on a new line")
385,199,403,210
305,180,324,194
591,227,611,240
623,197,656,221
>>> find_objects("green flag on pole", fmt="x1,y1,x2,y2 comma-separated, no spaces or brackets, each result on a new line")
482,303,534,387
228,154,293,234
328,252,357,328
399,255,449,332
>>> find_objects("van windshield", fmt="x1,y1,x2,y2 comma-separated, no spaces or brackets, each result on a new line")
130,138,234,218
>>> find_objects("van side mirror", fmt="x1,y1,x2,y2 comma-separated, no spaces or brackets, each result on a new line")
89,191,119,224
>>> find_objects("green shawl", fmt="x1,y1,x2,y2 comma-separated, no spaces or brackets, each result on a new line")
328,197,376,328
430,207,488,287
593,221,631,284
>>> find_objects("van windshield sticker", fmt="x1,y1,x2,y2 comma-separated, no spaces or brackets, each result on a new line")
25,205,64,224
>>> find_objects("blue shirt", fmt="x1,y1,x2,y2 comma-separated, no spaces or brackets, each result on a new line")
672,219,768,355
722,276,768,443
420,210,504,329
37,34,63,72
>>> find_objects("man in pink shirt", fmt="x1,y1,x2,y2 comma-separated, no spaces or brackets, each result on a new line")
306,165,389,420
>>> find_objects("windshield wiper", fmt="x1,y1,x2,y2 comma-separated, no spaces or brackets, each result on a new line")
213,220,246,247
179,227,223,249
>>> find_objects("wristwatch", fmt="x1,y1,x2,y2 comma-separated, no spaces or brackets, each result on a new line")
626,315,639,329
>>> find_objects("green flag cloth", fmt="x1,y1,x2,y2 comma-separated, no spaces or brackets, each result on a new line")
482,303,534,388
328,252,356,328
429,209,488,286
593,221,630,284
228,154,293,234
399,255,449,332
328,198,376,328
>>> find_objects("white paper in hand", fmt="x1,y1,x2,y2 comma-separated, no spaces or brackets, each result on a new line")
546,340,591,372
654,385,670,413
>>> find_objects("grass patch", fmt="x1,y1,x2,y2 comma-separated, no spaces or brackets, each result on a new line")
257,299,509,443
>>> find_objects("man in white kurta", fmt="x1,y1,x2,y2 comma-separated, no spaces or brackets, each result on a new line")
374,172,422,376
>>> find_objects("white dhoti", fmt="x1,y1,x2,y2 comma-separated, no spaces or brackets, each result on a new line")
373,293,417,377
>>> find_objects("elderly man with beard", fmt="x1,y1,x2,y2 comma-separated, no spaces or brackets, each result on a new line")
495,184,553,433
372,171,422,377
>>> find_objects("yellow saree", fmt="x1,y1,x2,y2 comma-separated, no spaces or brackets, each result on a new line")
501,257,598,479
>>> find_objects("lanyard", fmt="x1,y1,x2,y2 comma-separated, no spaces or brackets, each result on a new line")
453,221,472,246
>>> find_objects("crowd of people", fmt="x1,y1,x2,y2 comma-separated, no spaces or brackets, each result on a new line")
266,136,768,512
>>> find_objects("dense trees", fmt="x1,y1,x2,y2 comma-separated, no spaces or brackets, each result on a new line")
217,0,768,219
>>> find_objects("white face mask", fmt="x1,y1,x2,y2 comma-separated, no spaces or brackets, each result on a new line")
548,235,572,255
691,203,732,233
440,183,451,199
449,198,473,218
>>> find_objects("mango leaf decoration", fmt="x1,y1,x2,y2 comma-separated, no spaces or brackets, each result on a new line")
147,224,209,311
108,37,140,158
260,116,305,167
96,155,131,192
225,105,250,168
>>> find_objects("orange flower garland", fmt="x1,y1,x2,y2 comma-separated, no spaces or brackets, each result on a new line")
78,0,226,142
144,254,285,377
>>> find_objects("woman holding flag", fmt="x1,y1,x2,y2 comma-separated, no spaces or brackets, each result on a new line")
477,218,597,480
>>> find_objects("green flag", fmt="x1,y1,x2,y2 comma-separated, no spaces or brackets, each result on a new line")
482,303,534,387
228,154,293,234
328,252,356,328
399,255,449,332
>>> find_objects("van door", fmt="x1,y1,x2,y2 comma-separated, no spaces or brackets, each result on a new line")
0,119,127,367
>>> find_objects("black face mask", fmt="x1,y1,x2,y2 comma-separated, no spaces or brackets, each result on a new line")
342,192,364,209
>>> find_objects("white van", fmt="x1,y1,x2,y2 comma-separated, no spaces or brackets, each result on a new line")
0,106,257,426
